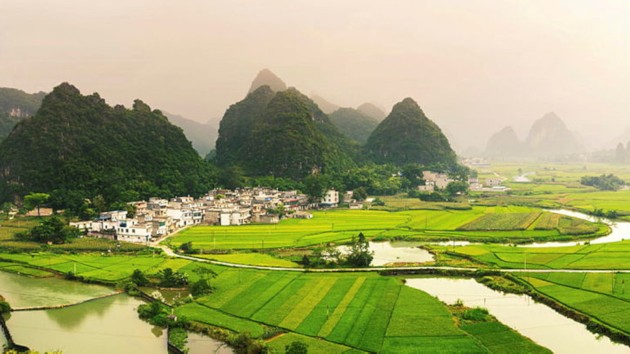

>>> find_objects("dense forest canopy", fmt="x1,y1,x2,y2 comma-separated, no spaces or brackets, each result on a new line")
366,97,457,168
0,83,215,215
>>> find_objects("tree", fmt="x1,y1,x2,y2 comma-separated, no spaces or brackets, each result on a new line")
23,192,50,217
218,165,246,190
92,194,107,213
346,232,373,267
303,174,329,203
190,266,218,297
286,341,309,354
401,163,425,189
25,216,80,244
1,202,13,214
157,268,188,287
230,332,267,354
445,181,469,197
131,269,149,286
179,241,194,254
352,187,368,201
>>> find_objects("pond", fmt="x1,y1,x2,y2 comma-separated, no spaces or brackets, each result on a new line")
188,332,233,354
0,271,115,309
407,277,630,354
6,294,166,354
338,241,434,266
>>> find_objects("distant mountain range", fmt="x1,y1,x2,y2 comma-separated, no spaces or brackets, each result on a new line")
484,112,584,159
164,112,218,157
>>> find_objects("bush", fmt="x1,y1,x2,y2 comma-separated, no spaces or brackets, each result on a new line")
157,268,188,288
228,332,268,354
286,341,309,354
0,299,11,314
462,307,490,321
190,278,213,298
131,269,149,286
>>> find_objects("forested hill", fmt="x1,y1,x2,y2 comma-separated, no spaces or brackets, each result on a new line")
215,86,356,178
0,83,214,208
367,97,457,168
329,107,380,144
0,87,46,141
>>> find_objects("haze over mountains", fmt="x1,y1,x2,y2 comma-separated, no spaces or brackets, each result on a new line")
0,69,604,164
0,88,46,141
484,112,584,159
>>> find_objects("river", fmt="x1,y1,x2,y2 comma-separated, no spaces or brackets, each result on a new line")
523,209,630,248
407,277,630,354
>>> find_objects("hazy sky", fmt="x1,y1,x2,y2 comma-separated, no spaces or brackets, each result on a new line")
3,1,630,150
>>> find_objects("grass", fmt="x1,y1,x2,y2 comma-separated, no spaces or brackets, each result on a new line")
196,253,300,268
0,216,148,252
266,333,356,353
460,321,551,354
176,302,265,337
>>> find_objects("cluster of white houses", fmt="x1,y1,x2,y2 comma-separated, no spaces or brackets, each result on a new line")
70,188,341,244
417,171,508,192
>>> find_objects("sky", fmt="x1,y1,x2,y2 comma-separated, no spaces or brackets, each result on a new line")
2,0,630,151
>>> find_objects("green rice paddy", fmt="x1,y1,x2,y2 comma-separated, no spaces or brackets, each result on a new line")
170,206,604,251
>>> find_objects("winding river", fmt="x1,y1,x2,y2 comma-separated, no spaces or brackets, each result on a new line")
1,208,629,352
408,278,630,354
523,209,630,248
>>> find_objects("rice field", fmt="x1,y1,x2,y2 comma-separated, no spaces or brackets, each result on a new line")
521,272,630,335
432,240,630,270
170,207,602,250
181,270,488,353
0,251,555,352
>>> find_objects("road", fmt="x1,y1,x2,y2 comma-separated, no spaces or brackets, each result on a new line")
155,244,630,274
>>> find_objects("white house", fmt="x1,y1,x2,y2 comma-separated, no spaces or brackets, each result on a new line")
321,190,339,207
117,222,152,243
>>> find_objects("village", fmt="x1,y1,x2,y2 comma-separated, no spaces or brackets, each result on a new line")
68,169,506,244
69,187,346,244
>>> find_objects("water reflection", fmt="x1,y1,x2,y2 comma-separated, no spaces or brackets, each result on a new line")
7,294,165,354
337,241,434,266
523,209,630,248
187,332,233,354
0,271,114,309
44,295,115,329
407,278,630,354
